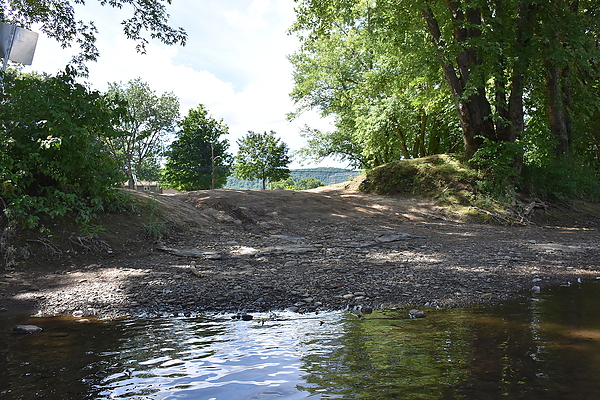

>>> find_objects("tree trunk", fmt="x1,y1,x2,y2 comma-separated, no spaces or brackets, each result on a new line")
421,6,495,160
127,163,135,190
419,113,427,157
546,64,572,156
390,116,411,159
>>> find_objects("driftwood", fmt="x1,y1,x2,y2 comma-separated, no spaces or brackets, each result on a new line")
472,198,548,226
156,246,223,260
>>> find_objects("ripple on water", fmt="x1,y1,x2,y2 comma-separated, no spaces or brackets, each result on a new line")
2,282,600,399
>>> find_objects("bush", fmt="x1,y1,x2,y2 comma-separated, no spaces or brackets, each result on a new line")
521,158,600,201
1,70,127,228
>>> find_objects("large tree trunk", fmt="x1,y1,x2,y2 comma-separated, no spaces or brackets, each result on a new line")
546,64,572,156
421,6,495,160
127,163,135,190
497,2,536,145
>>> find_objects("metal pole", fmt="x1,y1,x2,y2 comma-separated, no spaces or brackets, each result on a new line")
211,143,215,190
0,24,16,91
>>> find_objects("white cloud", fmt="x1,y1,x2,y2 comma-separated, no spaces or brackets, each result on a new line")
224,0,272,27
22,0,344,169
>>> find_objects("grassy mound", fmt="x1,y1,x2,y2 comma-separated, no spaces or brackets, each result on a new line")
357,154,519,223
359,154,476,197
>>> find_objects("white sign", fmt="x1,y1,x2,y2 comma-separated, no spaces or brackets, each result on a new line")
0,22,39,65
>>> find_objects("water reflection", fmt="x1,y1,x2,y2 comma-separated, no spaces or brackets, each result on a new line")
1,281,599,399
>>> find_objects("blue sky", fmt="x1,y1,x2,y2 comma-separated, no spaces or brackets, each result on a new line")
24,0,340,168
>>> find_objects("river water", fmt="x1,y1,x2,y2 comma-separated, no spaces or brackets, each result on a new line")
1,281,599,399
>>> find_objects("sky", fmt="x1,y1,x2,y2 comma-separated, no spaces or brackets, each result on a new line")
22,0,342,169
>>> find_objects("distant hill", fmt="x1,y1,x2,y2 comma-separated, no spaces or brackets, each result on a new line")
224,168,361,189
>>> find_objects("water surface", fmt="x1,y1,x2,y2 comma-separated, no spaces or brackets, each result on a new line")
1,282,599,399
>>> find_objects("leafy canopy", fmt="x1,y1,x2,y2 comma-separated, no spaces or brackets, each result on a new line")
0,0,187,73
290,0,600,199
233,131,291,190
105,78,179,188
162,105,232,191
0,70,127,227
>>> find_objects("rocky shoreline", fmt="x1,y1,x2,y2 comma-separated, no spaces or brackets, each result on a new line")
1,188,599,319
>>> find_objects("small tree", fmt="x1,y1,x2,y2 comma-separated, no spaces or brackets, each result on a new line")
0,70,126,227
162,105,232,191
105,78,179,189
233,131,291,190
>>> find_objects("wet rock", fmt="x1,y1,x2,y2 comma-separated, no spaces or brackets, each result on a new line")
409,309,426,319
13,324,42,334
353,305,373,314
231,313,253,321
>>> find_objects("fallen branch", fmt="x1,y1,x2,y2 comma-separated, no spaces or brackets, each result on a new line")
69,236,112,253
26,238,62,255
157,246,223,259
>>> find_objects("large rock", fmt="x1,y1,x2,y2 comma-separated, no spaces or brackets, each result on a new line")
12,324,42,334
409,309,426,319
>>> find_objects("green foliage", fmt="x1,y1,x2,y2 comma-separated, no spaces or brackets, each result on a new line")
471,139,523,202
161,105,232,191
0,70,127,227
135,156,162,182
290,0,462,168
140,197,167,240
233,131,291,190
297,126,367,169
105,78,179,188
270,177,324,190
0,0,186,74
521,158,600,201
291,0,600,199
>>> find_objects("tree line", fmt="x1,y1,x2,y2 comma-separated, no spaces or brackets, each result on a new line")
0,71,293,229
2,0,600,234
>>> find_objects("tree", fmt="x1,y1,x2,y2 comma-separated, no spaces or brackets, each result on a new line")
105,78,179,189
289,1,462,168
0,70,126,227
233,131,291,190
0,0,186,74
291,0,600,166
162,105,232,191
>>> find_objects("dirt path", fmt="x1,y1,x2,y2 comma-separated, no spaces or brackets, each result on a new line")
1,186,599,318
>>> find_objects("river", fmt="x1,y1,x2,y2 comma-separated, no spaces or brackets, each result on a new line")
1,281,599,399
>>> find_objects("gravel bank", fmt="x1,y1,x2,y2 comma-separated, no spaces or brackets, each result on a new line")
2,188,599,318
